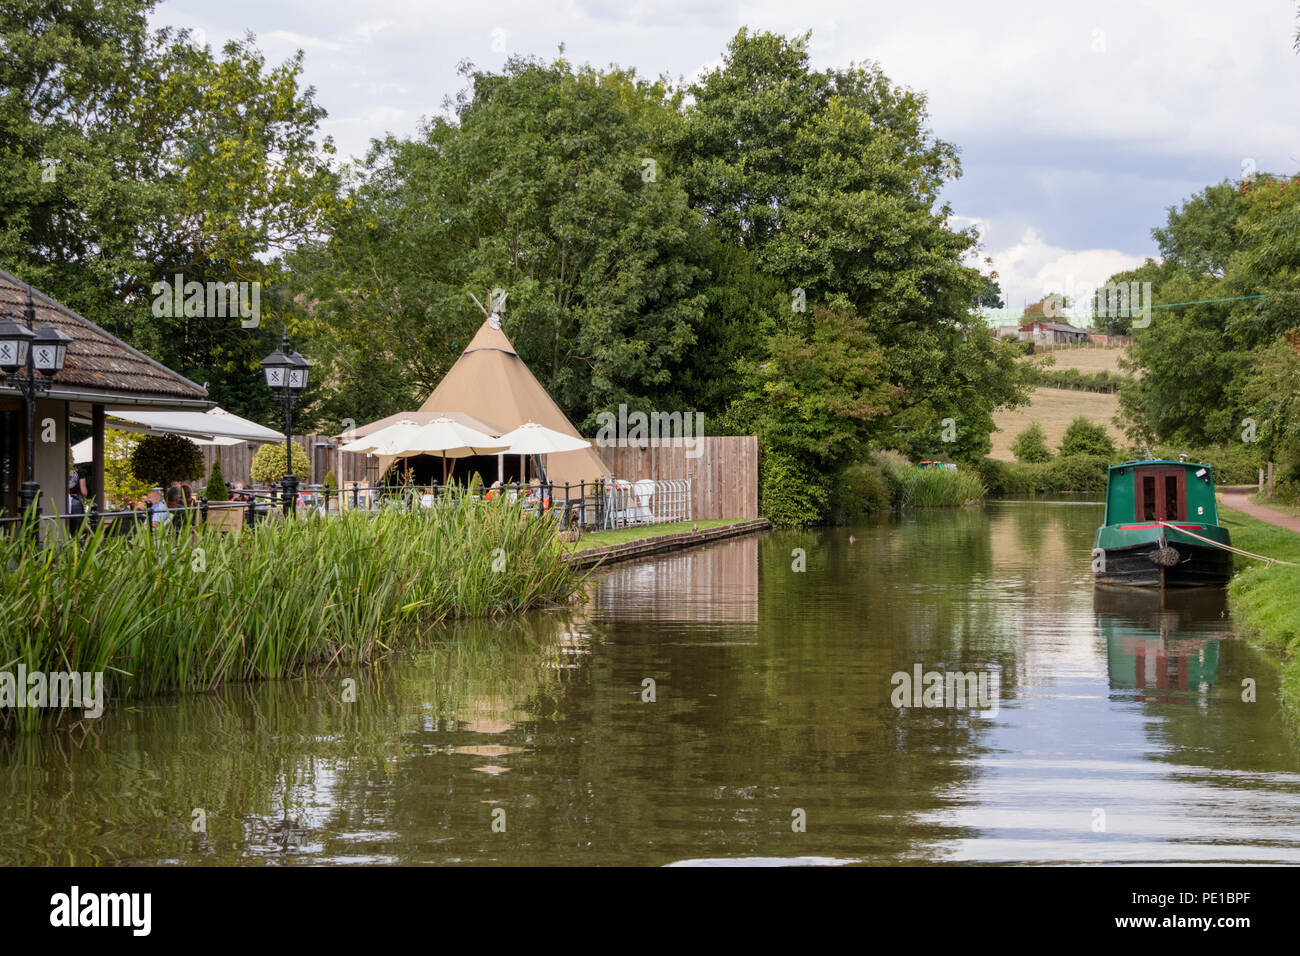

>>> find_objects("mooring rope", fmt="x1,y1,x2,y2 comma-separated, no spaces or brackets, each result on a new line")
1157,522,1299,567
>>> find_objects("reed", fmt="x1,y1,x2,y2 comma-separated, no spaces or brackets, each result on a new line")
881,458,986,508
0,490,585,731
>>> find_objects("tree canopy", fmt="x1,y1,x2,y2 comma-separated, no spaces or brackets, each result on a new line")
1108,174,1300,499
2,10,1032,524
1,0,338,425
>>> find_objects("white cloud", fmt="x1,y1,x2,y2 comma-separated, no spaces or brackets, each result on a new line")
147,0,1300,284
352,19,394,42
262,29,344,52
984,227,1147,322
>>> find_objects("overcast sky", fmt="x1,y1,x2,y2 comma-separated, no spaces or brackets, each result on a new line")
150,0,1300,320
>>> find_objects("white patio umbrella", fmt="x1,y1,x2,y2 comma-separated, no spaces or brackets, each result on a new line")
498,421,592,486
404,417,510,483
71,432,240,464
338,419,424,455
93,406,285,443
337,419,427,485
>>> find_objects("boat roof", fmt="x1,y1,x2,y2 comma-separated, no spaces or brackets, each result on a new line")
1108,458,1212,471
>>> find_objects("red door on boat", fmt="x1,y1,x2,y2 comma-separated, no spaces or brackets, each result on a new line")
1133,467,1186,523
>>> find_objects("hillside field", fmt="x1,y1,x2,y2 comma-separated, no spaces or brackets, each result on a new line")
989,347,1131,461
1023,346,1129,375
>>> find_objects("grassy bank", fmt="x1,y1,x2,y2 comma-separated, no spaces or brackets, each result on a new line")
0,492,584,731
575,519,735,551
1220,505,1300,715
1249,492,1300,517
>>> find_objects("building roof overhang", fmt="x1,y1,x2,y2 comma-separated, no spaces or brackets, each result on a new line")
0,383,214,412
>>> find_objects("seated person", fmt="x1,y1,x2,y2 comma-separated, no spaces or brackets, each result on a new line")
230,482,249,503
526,478,551,512
486,480,503,501
166,484,185,516
137,488,170,526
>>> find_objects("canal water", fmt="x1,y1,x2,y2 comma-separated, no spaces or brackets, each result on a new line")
3,501,1299,865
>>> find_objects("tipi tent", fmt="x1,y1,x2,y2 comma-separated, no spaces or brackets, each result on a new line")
417,315,608,487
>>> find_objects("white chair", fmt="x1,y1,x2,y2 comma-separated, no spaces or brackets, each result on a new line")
631,479,655,524
605,479,633,527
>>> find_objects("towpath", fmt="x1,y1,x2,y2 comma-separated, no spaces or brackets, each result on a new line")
1218,487,1300,533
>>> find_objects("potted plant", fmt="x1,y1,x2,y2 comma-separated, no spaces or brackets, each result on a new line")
203,459,243,532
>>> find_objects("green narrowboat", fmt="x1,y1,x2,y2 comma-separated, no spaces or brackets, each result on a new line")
1092,459,1232,587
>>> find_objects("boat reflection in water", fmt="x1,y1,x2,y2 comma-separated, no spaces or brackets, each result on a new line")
1094,585,1230,703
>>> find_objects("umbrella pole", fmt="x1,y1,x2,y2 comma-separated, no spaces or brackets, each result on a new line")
442,452,447,484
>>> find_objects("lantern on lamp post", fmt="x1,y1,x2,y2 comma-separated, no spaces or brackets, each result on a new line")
260,331,311,516
0,288,71,528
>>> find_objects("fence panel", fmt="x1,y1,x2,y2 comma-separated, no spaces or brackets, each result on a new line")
199,434,372,489
597,436,756,520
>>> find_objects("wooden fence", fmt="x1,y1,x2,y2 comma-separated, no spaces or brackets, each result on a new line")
203,433,759,521
200,434,372,489
598,436,758,520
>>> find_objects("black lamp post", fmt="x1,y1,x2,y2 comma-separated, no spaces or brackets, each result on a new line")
260,330,311,516
0,289,71,528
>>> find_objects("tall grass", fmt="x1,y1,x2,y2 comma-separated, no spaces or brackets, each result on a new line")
876,453,986,508
1221,506,1300,720
0,489,585,731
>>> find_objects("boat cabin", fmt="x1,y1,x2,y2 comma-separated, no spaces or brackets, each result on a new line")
1103,460,1218,527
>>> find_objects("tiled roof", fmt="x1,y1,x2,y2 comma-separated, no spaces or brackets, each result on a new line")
0,269,207,402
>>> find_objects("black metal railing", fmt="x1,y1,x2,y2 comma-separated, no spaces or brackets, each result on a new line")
0,476,692,540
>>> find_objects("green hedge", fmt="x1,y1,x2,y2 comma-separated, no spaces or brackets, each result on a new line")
760,449,984,526
1141,443,1263,485
1022,366,1130,393
828,461,892,524
978,454,1111,495
1276,471,1300,506
983,444,1264,496
760,451,829,528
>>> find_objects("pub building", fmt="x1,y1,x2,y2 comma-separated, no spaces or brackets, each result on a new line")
0,268,211,529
